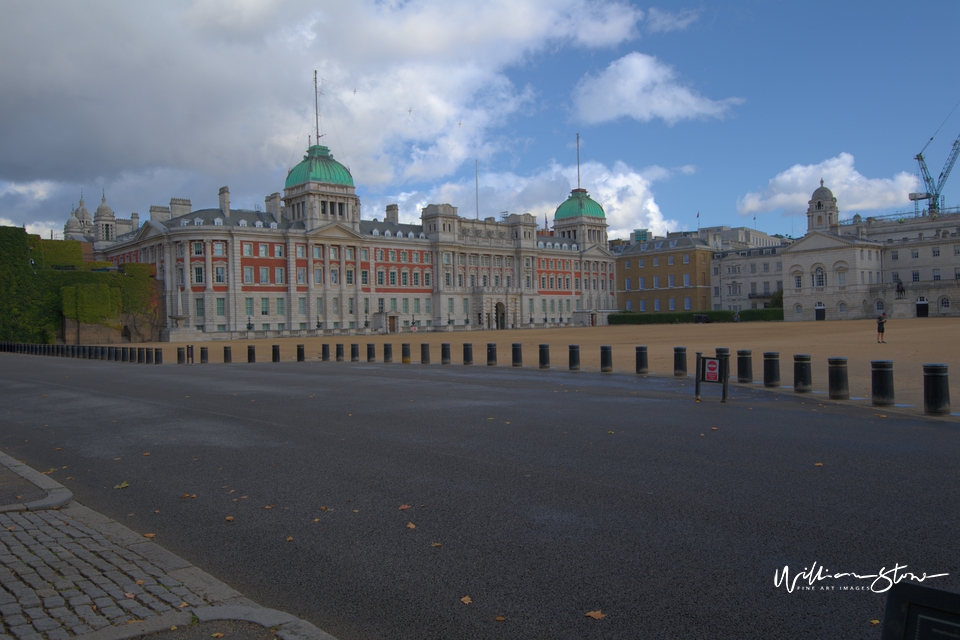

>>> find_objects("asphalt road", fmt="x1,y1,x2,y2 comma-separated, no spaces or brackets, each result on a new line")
1,354,958,639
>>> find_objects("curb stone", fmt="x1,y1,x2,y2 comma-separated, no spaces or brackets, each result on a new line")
0,450,339,640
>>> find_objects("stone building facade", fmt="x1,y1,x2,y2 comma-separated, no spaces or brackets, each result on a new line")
615,236,713,313
75,144,616,340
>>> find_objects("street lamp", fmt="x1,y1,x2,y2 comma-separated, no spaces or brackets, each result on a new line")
246,316,253,331
316,316,321,330
448,313,452,326
364,311,369,328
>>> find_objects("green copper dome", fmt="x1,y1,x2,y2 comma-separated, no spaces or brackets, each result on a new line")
554,188,605,220
285,145,354,189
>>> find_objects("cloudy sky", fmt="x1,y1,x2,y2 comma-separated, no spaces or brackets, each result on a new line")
2,0,959,240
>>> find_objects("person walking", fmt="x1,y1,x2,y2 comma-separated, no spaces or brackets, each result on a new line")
877,312,887,343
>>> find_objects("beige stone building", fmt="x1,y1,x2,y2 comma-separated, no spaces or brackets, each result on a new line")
615,236,713,313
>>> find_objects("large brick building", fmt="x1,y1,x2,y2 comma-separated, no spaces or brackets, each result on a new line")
65,144,616,340
615,236,713,313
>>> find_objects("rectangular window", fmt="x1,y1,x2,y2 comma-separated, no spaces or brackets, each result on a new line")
317,298,324,316
654,299,660,311
275,267,285,284
668,298,675,311
195,298,204,316
625,278,631,291
259,243,268,257
213,242,225,256
243,243,253,257
911,250,919,259
245,298,253,316
194,266,204,284
912,270,920,282
275,245,284,258
346,248,354,260
402,298,409,314
276,298,284,315
713,286,720,296
216,298,225,316
313,246,323,259
243,266,253,283
261,298,269,315
891,250,899,261
401,272,409,286
933,247,941,257
296,245,305,258
625,260,630,269
414,298,420,314
414,272,421,286
653,257,659,267
668,275,675,287
361,249,369,261
389,271,397,286
639,277,645,289
218,324,227,332
349,298,355,314
668,256,674,266
215,266,225,284
683,254,689,264
297,268,306,284
933,268,941,281
653,276,660,289
391,298,397,311
638,259,644,268
330,269,339,285
314,267,323,285
298,298,306,315
192,242,204,256
260,267,269,284
377,271,385,286
794,275,802,289
332,299,339,313
361,270,369,285
683,273,690,286
346,270,354,285
684,297,691,310
639,300,646,312
750,282,757,294
331,247,339,260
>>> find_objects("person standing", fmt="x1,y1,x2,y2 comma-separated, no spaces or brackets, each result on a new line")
877,312,887,343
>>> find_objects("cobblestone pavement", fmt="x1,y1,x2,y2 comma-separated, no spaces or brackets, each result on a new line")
0,451,336,640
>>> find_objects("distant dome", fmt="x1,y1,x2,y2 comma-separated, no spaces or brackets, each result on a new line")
65,212,80,231
811,178,835,202
94,195,115,221
554,188,605,220
285,145,354,189
74,198,91,223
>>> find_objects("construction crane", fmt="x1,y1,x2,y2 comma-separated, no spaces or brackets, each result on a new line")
909,130,960,216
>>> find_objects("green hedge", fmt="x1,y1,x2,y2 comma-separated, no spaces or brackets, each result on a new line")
61,284,122,324
738,308,783,322
39,239,84,268
609,310,735,325
0,227,159,343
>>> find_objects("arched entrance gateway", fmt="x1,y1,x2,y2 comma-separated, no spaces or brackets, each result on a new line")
495,302,506,329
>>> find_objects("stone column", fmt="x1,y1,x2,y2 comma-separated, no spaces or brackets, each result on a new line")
286,235,296,330
322,243,330,329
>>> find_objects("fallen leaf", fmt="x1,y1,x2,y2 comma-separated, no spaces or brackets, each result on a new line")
585,610,606,620
136,580,144,585
212,634,224,638
113,457,121,461
178,602,189,609
125,593,135,599
142,453,150,456
170,626,178,631
711,427,718,431
353,509,359,513
55,447,61,451
406,522,416,529
286,536,293,542
870,620,880,626
225,516,234,522
461,596,472,604
143,533,156,539
114,481,130,489
814,463,823,467
320,506,328,511
7,526,16,531
607,431,615,434
126,619,144,624
431,542,442,547
313,518,320,523
495,616,506,622
263,505,274,509
399,504,412,510
241,495,247,499
154,510,160,514
700,434,705,437
91,605,97,611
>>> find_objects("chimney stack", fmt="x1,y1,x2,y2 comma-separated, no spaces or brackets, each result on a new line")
130,213,140,229
385,204,399,225
218,187,230,217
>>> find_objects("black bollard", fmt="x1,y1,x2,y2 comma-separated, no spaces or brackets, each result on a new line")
351,344,360,362
923,364,950,416
486,343,497,366
401,343,411,364
512,343,522,367
384,343,393,363
224,346,232,363
463,343,473,365
828,357,849,400
177,347,185,364
737,350,753,384
674,346,687,377
145,348,154,365
137,347,145,363
635,346,648,374
108,346,115,361
367,344,376,363
272,345,281,363
763,352,780,388
600,345,613,373
121,346,128,362
200,346,208,364
539,344,550,369
154,348,162,365
187,345,194,364
336,344,345,362
569,344,580,371
793,354,812,393
420,343,430,364
871,360,894,406
441,343,451,365
247,345,256,363
321,344,330,361
297,344,305,362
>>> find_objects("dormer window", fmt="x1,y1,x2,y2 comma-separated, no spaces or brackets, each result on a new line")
238,219,248,227
194,218,203,225
372,229,379,236
385,230,392,237
669,240,678,247
418,232,425,239
538,241,544,248
180,219,189,226
572,243,578,250
254,221,263,228
269,222,278,229
214,218,223,226
408,232,415,238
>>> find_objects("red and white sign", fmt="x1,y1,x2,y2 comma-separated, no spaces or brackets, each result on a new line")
704,358,720,382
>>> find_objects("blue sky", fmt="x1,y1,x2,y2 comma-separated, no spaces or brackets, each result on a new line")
1,0,959,241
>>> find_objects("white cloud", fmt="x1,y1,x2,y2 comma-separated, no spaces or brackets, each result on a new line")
573,52,743,125
0,217,60,239
737,153,918,216
646,7,699,33
367,159,680,239
0,180,58,201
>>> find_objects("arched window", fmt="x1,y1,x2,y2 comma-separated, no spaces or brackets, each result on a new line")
384,230,392,237
814,267,826,287
876,300,885,312
838,302,846,314
795,304,802,316
816,201,822,210
940,297,950,309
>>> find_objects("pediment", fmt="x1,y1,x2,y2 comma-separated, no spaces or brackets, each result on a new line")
306,222,364,241
782,231,873,253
